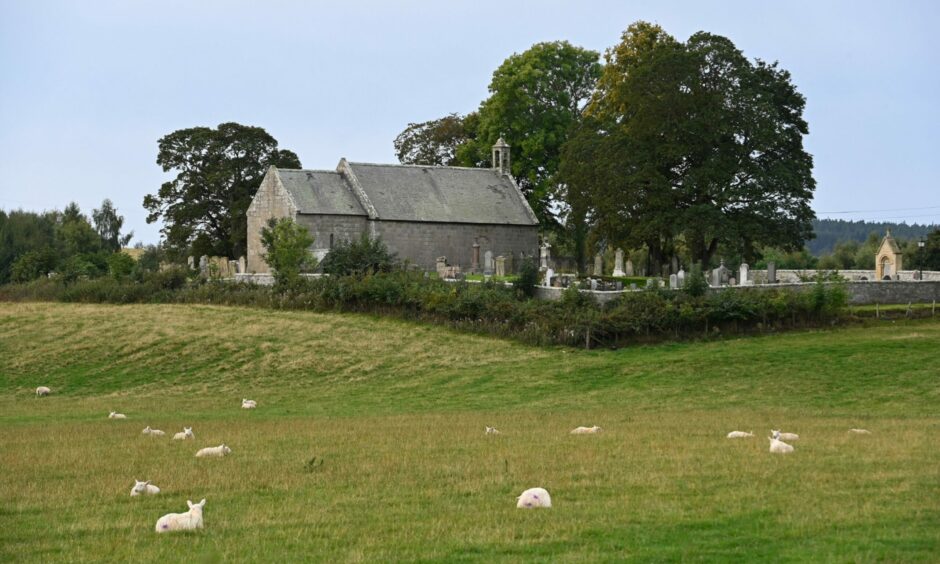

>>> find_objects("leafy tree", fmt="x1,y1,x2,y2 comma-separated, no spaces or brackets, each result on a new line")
57,203,101,257
0,210,58,283
9,248,57,283
565,22,816,272
92,199,133,252
107,252,136,279
916,228,940,271
514,258,539,299
260,218,315,287
458,41,602,228
394,113,476,166
144,122,301,259
319,234,397,277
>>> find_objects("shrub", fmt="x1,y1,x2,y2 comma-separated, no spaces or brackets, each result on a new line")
10,248,57,283
684,263,708,297
515,258,539,298
319,234,397,277
107,252,136,279
260,218,316,288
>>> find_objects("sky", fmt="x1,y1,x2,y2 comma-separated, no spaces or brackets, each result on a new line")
1,0,938,245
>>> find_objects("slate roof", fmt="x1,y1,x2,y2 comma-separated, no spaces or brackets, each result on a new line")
274,162,538,226
277,170,365,216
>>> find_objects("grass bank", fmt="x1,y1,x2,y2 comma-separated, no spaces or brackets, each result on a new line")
1,303,938,562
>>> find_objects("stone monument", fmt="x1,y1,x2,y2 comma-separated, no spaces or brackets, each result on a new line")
612,248,625,277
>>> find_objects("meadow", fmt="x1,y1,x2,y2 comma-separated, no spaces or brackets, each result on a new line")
1,302,938,562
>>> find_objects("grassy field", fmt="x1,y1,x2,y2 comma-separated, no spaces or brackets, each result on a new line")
1,303,938,562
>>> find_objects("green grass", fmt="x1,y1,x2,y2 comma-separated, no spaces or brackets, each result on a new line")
1,303,938,562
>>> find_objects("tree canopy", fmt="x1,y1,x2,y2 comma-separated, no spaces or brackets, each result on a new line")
144,122,300,259
563,22,816,271
393,113,476,166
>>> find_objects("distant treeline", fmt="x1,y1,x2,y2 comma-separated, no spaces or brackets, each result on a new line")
809,219,938,255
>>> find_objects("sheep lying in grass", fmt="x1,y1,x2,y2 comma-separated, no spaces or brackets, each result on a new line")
195,444,231,458
769,436,794,454
142,426,166,437
108,411,127,420
241,398,257,409
155,499,205,533
172,427,194,440
726,431,754,438
771,429,799,441
849,428,872,434
570,425,602,435
516,487,552,508
35,386,51,397
130,479,161,496
485,426,501,435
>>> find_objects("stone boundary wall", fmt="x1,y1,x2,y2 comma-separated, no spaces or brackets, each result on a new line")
750,269,940,283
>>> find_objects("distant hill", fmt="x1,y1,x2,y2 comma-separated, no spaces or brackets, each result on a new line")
808,219,938,255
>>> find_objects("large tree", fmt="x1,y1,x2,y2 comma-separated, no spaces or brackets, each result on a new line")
457,41,602,228
92,199,133,252
565,22,815,271
393,113,476,166
144,123,301,258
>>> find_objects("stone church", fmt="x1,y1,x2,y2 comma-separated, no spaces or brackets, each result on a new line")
246,139,539,273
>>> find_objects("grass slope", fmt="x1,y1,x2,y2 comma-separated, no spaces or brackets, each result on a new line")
1,303,938,562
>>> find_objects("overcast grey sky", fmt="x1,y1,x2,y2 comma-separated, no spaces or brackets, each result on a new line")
1,0,937,244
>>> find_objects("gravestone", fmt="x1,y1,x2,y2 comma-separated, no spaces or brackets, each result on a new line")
543,267,554,287
503,253,513,275
669,273,678,289
187,256,195,270
729,276,736,286
540,243,551,269
710,267,721,287
594,253,603,276
483,250,494,275
613,248,625,277
436,257,447,278
238,256,246,274
495,255,506,277
677,268,685,288
625,259,634,277
228,260,238,276
767,261,777,284
590,278,598,290
739,263,750,286
199,255,208,275
471,243,480,273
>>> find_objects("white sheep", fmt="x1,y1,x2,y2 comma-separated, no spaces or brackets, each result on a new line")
570,425,602,435
516,487,552,508
172,427,194,440
109,411,127,419
130,479,161,496
726,431,754,438
142,426,166,437
769,436,794,454
155,499,205,533
241,398,257,409
485,426,501,435
35,386,51,397
195,444,231,458
848,428,872,434
771,429,799,441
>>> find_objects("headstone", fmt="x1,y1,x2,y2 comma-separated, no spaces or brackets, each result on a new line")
767,261,777,284
483,250,494,275
238,256,246,274
199,255,208,276
495,255,506,277
677,269,685,288
739,263,750,286
719,259,730,285
669,274,678,289
625,259,634,277
229,260,238,276
503,253,513,275
615,281,623,291
729,276,736,286
187,256,195,269
612,248,625,277
594,253,603,276
646,279,655,288
590,278,598,291
543,267,554,287
436,257,447,278
471,243,480,273
540,243,551,269
711,268,721,287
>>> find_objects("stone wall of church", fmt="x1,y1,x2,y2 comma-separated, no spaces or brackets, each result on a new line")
372,220,538,271
295,214,368,261
246,171,297,273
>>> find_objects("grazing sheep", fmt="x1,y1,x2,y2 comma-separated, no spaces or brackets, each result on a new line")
849,428,872,434
771,429,799,441
769,436,794,454
130,479,161,496
570,425,602,435
142,426,166,437
485,426,501,435
109,411,127,419
195,444,231,458
726,431,754,438
241,398,257,409
516,487,552,508
172,427,194,440
35,386,51,397
155,499,205,533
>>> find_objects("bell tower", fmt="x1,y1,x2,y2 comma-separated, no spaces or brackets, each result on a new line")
491,137,510,176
